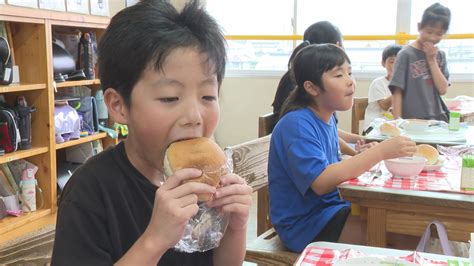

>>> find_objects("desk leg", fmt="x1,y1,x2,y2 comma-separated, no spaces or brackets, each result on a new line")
367,208,386,247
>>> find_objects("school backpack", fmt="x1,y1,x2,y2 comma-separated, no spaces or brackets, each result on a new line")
0,36,13,85
0,102,21,152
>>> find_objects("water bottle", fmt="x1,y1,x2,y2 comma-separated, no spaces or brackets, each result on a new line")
95,89,108,127
19,168,37,212
78,32,95,80
16,96,35,150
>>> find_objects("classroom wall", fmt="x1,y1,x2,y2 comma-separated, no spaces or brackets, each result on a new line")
107,0,473,148
215,77,474,148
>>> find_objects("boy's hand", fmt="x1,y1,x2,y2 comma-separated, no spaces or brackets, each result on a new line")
379,136,416,160
421,42,438,62
145,168,217,249
206,173,252,232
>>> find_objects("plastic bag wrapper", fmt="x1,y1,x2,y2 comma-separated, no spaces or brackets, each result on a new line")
437,144,474,157
173,149,235,253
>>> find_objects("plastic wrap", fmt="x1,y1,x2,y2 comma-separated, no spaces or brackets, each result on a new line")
173,149,235,253
437,144,474,157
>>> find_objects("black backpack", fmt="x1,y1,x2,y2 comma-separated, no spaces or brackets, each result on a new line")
0,102,21,152
0,36,13,85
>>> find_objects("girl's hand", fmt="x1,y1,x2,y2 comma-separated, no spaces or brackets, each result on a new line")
379,136,416,160
355,139,377,153
421,42,438,62
206,173,252,232
144,168,217,249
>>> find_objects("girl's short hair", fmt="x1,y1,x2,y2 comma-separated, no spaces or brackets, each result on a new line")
281,44,350,116
420,3,451,31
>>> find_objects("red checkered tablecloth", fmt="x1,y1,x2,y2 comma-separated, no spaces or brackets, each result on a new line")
340,157,474,195
295,246,452,265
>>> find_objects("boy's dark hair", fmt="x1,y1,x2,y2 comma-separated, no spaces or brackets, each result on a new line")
382,44,402,62
273,21,342,118
98,0,226,107
280,44,350,117
420,2,451,31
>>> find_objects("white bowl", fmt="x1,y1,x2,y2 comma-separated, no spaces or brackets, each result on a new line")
384,156,427,178
404,119,430,133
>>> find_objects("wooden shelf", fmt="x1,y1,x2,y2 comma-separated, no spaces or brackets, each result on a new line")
0,147,49,164
0,83,47,93
55,79,101,88
0,5,113,238
0,5,109,27
55,132,107,150
0,209,52,236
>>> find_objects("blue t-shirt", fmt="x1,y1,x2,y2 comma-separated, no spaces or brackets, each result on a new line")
268,107,349,252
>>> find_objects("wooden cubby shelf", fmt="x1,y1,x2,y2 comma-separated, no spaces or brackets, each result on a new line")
0,5,113,240
0,147,49,164
55,132,108,150
0,209,52,235
0,83,47,93
55,79,101,88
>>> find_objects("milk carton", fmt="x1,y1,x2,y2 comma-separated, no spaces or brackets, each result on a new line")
461,155,474,191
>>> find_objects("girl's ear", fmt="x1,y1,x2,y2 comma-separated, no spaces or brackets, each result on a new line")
303,81,321,97
104,88,129,124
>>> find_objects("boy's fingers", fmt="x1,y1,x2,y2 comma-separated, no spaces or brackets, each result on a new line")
161,168,202,189
170,181,216,199
220,173,246,186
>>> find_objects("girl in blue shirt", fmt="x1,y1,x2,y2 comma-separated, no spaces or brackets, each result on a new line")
268,44,416,252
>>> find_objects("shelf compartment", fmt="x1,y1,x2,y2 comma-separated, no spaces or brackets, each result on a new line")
0,83,47,93
55,79,101,88
55,132,108,150
0,147,49,164
0,209,52,236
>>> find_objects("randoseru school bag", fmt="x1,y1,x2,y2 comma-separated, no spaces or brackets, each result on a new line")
0,102,21,152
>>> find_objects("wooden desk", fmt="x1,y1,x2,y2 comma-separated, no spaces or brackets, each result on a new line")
446,97,474,125
338,184,474,248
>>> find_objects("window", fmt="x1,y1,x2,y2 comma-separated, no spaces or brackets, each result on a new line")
206,0,473,78
410,0,474,75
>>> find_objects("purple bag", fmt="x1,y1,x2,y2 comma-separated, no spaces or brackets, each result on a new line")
416,220,454,256
54,103,81,143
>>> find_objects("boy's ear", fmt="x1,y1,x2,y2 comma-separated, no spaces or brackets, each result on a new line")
303,81,321,97
417,22,422,31
381,60,386,68
104,88,128,124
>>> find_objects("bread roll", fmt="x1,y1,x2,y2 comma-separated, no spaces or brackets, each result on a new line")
416,144,439,165
163,137,227,201
380,122,401,137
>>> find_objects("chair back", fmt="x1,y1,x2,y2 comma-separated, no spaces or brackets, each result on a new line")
225,135,272,235
351,97,368,134
258,113,278,137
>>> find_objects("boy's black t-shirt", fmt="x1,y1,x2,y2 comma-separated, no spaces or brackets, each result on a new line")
51,141,213,266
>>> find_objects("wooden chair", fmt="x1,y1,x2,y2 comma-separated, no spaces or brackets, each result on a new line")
257,112,278,236
258,112,278,138
226,135,299,265
351,97,368,135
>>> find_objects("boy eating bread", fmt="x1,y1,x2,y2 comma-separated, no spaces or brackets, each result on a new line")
52,1,252,265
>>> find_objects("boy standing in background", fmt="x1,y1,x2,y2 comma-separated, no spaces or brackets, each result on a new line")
390,3,451,122
363,44,402,130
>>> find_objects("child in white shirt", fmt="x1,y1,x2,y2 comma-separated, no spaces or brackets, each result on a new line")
363,44,402,131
